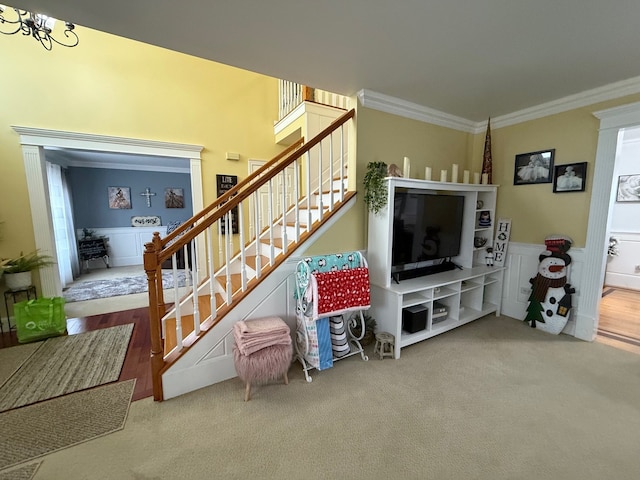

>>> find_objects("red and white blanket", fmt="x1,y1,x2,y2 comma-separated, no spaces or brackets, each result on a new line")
309,267,370,320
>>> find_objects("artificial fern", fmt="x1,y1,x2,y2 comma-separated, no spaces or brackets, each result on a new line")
363,161,388,214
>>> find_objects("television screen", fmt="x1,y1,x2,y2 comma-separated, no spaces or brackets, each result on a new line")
391,189,464,273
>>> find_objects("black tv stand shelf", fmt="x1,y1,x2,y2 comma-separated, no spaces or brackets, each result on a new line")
393,261,457,282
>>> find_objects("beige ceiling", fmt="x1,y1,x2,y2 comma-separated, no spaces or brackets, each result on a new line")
14,0,640,122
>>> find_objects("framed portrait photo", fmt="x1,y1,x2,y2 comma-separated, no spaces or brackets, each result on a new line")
616,174,640,202
108,186,131,209
553,162,587,193
165,188,185,208
513,149,555,185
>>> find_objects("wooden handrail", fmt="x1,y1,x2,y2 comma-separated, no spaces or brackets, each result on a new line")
144,107,355,401
152,108,355,264
159,138,305,251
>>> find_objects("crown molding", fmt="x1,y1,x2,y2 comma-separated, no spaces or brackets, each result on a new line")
357,89,477,133
359,76,640,135
593,100,640,130
484,75,640,132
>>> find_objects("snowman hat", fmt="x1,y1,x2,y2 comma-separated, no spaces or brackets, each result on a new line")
544,235,572,254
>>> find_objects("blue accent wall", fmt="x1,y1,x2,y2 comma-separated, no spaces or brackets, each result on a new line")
68,167,193,228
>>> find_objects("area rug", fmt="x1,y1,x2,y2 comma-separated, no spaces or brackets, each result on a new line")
0,462,41,480
0,379,135,471
0,343,41,387
0,324,134,413
63,270,188,303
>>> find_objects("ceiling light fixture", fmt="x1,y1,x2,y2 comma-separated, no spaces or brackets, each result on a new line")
0,4,78,50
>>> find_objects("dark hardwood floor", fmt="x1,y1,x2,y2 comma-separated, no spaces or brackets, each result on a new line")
0,306,153,402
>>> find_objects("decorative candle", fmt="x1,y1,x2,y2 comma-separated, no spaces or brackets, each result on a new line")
403,157,411,178
425,166,432,181
440,169,448,182
463,170,470,183
474,172,481,184
482,173,489,185
451,164,459,183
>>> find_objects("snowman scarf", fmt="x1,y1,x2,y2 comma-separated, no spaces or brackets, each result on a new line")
531,274,567,302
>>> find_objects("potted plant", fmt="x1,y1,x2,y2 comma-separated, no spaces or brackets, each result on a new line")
363,161,388,214
3,250,55,291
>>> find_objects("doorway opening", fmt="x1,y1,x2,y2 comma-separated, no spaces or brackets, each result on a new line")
580,101,640,348
12,126,204,316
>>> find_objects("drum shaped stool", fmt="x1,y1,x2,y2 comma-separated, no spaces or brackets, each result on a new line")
233,342,292,401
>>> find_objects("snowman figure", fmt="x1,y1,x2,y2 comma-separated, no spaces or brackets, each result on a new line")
525,235,576,334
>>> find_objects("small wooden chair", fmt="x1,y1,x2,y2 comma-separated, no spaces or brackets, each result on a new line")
374,332,395,360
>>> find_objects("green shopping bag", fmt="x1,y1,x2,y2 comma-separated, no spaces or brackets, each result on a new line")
15,297,67,343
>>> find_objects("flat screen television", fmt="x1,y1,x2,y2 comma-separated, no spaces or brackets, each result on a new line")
391,188,465,280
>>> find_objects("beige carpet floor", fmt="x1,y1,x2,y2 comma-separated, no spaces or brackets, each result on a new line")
28,315,640,480
0,324,134,412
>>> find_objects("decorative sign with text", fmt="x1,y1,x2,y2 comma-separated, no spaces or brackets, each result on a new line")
78,238,108,261
216,174,239,235
131,215,162,227
493,218,511,267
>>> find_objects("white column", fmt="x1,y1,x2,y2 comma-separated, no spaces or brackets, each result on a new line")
21,144,61,297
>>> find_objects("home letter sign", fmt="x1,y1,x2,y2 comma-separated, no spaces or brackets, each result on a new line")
493,218,511,267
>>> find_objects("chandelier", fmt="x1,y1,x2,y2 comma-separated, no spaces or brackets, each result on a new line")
0,5,78,50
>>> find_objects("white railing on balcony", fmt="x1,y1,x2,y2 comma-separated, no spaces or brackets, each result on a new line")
144,109,355,400
278,80,350,120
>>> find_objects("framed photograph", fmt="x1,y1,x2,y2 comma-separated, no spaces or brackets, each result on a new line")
165,188,184,208
108,186,131,209
553,162,587,193
616,174,640,202
513,149,555,185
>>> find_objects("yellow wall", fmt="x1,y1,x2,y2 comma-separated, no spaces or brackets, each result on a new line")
4,22,640,268
312,93,640,255
307,106,471,255
0,26,283,260
470,94,640,247
357,108,471,176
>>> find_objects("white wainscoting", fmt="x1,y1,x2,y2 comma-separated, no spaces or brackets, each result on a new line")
76,227,167,268
605,232,640,291
501,242,585,337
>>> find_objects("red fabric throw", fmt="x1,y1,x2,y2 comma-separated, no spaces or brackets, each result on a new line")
313,267,370,317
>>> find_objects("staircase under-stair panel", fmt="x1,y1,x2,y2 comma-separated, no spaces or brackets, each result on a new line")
143,109,356,401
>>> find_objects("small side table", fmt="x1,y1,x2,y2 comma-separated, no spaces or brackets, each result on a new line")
3,285,37,333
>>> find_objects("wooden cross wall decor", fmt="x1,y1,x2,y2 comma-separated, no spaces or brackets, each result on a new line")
140,187,156,207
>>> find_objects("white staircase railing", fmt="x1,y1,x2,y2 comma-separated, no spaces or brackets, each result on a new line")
278,80,350,119
144,109,355,401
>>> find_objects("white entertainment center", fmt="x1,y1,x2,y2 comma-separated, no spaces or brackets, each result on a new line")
367,178,504,358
